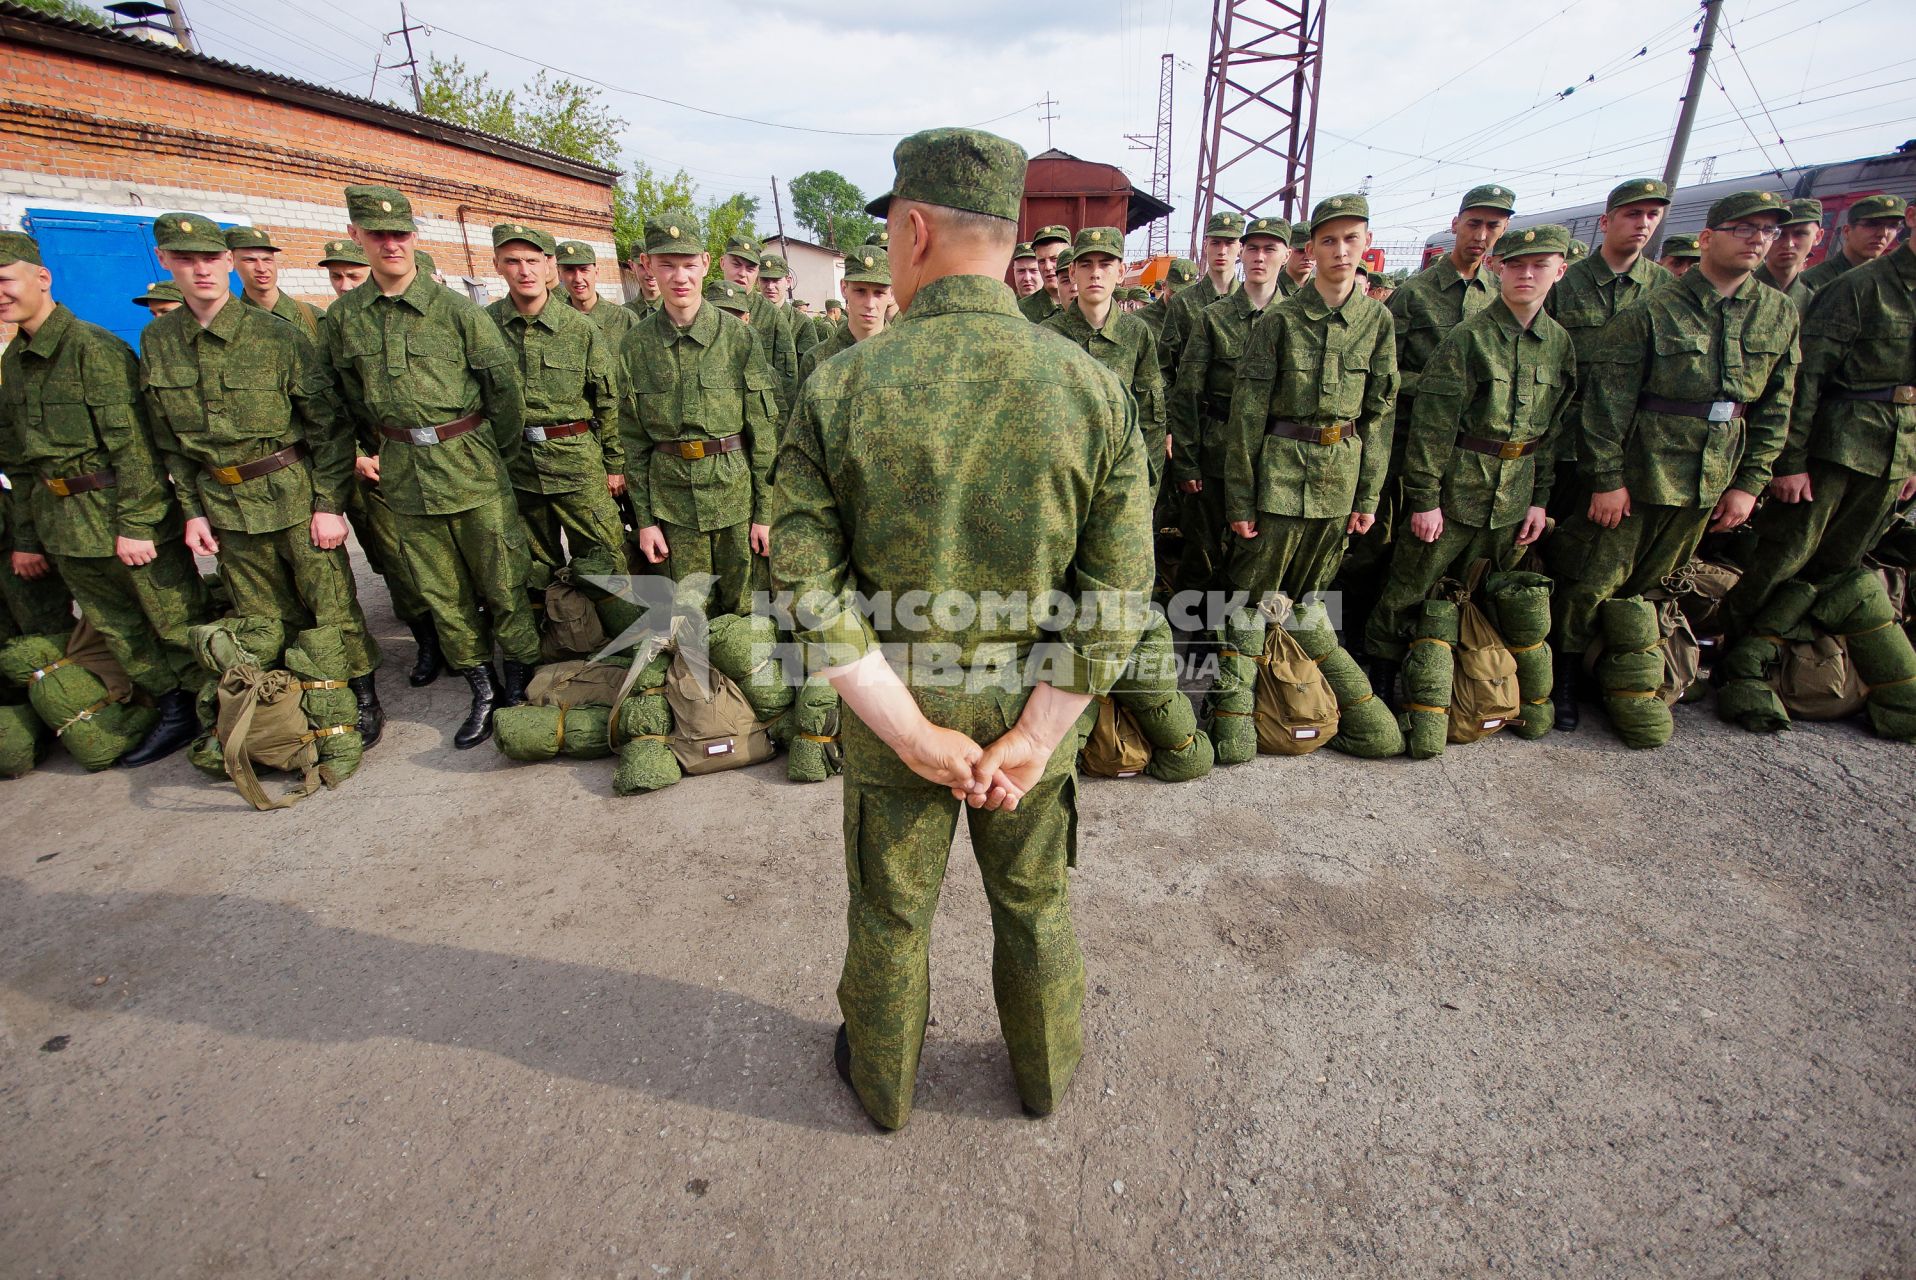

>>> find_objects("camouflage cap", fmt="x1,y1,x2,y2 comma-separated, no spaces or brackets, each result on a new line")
152,212,228,254
865,228,890,247
1660,232,1701,260
1781,198,1823,227
1847,192,1908,223
1243,214,1290,242
132,279,184,305
1167,257,1199,285
1288,222,1311,247
491,222,555,254
414,250,437,273
1309,193,1369,227
223,224,281,253
1605,178,1671,211
1459,184,1516,214
556,240,597,266
0,230,42,267
1493,223,1570,260
1202,211,1247,240
1012,241,1037,260
760,253,791,277
345,184,417,233
647,213,706,257
824,297,843,310
722,231,762,265
1054,246,1076,269
842,246,891,286
1031,224,1072,247
318,237,368,266
864,127,1027,223
704,278,751,315
1707,189,1788,227
1567,237,1590,261
1071,226,1123,259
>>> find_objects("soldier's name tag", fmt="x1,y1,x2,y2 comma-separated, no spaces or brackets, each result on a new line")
1481,718,1505,731
1707,401,1738,423
706,741,734,757
1117,770,1140,779
1292,727,1319,740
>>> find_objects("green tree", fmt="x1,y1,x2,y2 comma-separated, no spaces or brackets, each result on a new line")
19,0,106,23
417,57,624,167
789,170,877,252
612,161,698,262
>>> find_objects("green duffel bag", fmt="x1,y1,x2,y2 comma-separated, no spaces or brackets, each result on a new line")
284,626,363,786
1209,606,1265,764
0,702,51,778
1813,567,1916,741
1401,599,1458,760
215,664,326,809
1144,726,1214,783
1487,571,1555,739
1597,597,1672,749
0,631,155,771
1290,600,1402,758
493,704,614,761
707,613,795,721
787,674,843,784
190,615,286,677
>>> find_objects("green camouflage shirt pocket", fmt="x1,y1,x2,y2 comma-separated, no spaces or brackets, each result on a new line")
744,363,778,425
403,327,468,404
694,359,744,433
30,379,95,448
1648,329,1711,400
142,362,203,433
219,364,292,441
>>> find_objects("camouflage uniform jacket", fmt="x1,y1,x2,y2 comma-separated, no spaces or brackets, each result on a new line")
769,274,1154,785
1224,282,1399,524
1157,273,1237,380
1753,263,1814,312
786,301,820,354
0,304,176,557
1388,254,1499,403
485,296,622,496
797,322,859,389
741,289,800,418
140,297,352,533
324,271,526,517
1018,288,1061,324
1580,266,1800,505
568,293,641,351
624,295,661,321
1798,245,1871,298
242,290,322,341
1169,286,1271,484
1546,251,1674,457
1402,298,1576,526
1043,302,1166,474
1776,244,1916,479
619,302,777,532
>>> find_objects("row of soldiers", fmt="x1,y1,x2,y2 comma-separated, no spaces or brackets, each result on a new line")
0,184,903,766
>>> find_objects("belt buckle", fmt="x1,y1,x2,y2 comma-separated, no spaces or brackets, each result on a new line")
408,426,440,446
45,477,70,497
1708,400,1737,423
212,464,242,484
1498,440,1526,461
1319,424,1343,446
524,426,548,444
1895,386,1916,406
680,440,708,460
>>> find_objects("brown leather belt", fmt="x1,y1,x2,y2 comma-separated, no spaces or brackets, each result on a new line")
1639,395,1746,422
655,434,745,460
44,468,117,497
1833,385,1916,406
524,420,591,443
205,442,309,486
1457,433,1539,460
1267,420,1353,446
378,410,483,445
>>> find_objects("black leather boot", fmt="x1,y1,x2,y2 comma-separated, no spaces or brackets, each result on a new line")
500,658,534,709
406,618,445,688
453,664,500,749
349,673,383,749
1552,652,1582,732
119,688,197,767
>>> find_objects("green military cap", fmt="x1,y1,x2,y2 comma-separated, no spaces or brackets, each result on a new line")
152,212,227,253
647,212,705,256
1781,198,1823,227
1605,178,1671,211
345,184,417,233
865,229,890,247
704,278,751,315
1660,232,1701,260
414,250,437,273
1707,189,1788,227
556,240,596,266
1167,257,1198,284
223,224,281,253
824,297,843,310
1309,194,1369,226
318,237,368,266
760,253,790,277
865,127,1027,223
1459,184,1516,214
491,222,556,254
1055,246,1076,269
1012,241,1036,260
1567,237,1589,262
842,246,891,286
1243,214,1290,241
132,279,184,305
722,231,762,265
0,230,42,267
1071,226,1123,258
1493,223,1571,259
1289,222,1311,247
1202,210,1246,240
1031,224,1072,247
1847,192,1908,223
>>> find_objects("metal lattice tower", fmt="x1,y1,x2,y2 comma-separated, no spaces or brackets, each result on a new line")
1190,0,1326,252
1147,54,1175,258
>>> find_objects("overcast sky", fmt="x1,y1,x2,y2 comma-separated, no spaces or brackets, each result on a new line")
158,0,1911,263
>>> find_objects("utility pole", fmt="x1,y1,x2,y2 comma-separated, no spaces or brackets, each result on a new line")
1661,0,1723,193
164,0,198,54
385,2,430,113
1039,94,1060,150
771,176,788,243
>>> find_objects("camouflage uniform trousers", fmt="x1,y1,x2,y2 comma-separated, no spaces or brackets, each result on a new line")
1717,458,1909,641
52,541,209,697
1,561,74,644
839,766,1085,1130
660,520,763,619
1363,518,1524,660
514,482,629,578
1227,512,1349,609
390,493,542,670
1174,476,1230,601
345,478,429,625
1547,503,1710,658
1336,475,1404,645
216,525,379,678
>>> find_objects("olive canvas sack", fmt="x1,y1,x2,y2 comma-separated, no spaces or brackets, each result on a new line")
1081,695,1153,777
1253,621,1338,755
662,650,774,775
